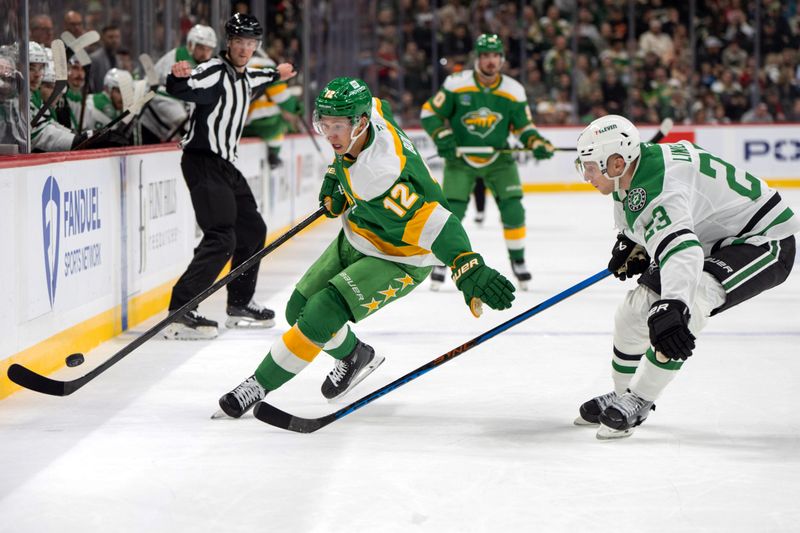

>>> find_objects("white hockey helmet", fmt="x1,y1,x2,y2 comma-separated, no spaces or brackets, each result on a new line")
28,41,48,64
42,47,55,83
187,24,217,49
576,114,641,188
103,67,133,90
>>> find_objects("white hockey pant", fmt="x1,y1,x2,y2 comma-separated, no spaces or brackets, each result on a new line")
611,272,727,401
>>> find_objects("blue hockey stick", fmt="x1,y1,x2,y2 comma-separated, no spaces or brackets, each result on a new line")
254,268,613,433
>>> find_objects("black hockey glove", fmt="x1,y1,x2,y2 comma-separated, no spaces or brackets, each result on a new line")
647,299,696,360
318,173,348,218
608,234,650,280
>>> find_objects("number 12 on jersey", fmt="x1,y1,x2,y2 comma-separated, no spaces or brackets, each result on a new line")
383,183,419,217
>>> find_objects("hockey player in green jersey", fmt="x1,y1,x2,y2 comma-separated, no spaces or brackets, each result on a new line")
216,77,516,418
574,115,799,440
242,53,303,169
421,33,555,291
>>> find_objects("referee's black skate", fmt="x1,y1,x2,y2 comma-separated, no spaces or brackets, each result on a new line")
162,309,219,340
597,391,655,440
225,299,276,329
574,391,618,426
321,340,385,400
511,259,532,290
213,375,267,419
430,265,447,291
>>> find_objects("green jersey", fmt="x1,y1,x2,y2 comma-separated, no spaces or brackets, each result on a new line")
91,92,122,121
328,98,473,267
421,69,539,168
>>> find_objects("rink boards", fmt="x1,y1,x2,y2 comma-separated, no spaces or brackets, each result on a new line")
1,124,798,399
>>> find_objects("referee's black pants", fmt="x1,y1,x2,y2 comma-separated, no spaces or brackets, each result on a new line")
168,150,267,311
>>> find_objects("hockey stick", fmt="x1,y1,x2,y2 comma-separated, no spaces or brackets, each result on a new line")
7,206,327,396
139,53,160,89
551,117,674,151
253,268,613,433
60,30,100,66
61,30,99,134
30,40,67,127
427,118,675,160
72,90,155,150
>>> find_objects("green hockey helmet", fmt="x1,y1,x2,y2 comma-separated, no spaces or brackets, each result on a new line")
474,33,504,56
314,77,372,129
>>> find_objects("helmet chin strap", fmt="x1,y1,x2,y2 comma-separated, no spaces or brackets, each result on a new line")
345,118,368,154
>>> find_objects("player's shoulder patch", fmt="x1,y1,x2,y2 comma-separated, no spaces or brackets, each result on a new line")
494,75,526,102
443,70,476,92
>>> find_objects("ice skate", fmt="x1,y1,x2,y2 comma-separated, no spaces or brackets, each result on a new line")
225,299,276,329
162,309,218,340
574,391,618,426
474,211,485,225
511,259,531,290
430,265,447,291
213,375,267,419
596,391,655,440
321,340,385,400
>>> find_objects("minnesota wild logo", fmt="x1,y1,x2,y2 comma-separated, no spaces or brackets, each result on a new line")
627,187,647,212
461,107,503,138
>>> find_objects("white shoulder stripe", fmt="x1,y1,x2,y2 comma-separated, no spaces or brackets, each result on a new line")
443,70,477,92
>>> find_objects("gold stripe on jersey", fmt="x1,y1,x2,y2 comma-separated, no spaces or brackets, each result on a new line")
402,201,439,246
347,219,430,257
342,166,362,201
374,99,406,172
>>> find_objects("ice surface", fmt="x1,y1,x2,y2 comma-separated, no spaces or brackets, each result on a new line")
2,191,799,533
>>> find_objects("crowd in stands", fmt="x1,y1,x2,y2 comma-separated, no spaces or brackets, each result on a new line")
265,0,800,128
2,0,800,153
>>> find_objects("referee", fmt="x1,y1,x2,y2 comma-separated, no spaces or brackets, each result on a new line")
162,13,296,340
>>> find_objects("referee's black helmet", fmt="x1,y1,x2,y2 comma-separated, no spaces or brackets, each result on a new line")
225,13,263,39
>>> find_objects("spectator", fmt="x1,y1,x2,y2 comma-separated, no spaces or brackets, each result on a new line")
741,102,774,123
89,25,123,93
30,14,54,47
639,18,674,66
63,10,85,38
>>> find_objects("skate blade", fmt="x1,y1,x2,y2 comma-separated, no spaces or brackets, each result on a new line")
516,280,530,291
574,415,599,426
430,281,443,292
596,423,635,440
162,324,218,340
225,317,276,329
327,354,386,403
210,409,229,420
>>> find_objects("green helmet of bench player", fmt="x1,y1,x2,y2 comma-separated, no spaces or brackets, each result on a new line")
474,33,504,56
314,77,373,127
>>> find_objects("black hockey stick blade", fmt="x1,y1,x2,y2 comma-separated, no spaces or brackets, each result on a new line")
253,268,613,433
7,207,327,396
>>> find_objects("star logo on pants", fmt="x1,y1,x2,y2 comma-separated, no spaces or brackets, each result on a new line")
361,297,381,314
394,274,415,290
378,285,398,302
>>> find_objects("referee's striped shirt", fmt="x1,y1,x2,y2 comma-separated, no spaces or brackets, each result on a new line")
167,52,280,161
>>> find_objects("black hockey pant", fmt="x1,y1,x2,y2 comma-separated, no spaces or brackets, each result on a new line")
168,150,267,311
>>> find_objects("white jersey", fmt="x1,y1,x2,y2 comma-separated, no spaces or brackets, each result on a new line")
614,141,800,308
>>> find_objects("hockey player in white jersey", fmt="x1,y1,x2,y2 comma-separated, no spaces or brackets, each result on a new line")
574,115,799,440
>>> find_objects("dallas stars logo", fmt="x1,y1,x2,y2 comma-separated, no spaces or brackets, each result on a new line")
627,187,647,212
461,107,503,138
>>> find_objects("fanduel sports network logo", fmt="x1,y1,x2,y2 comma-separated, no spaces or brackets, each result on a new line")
41,176,61,308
